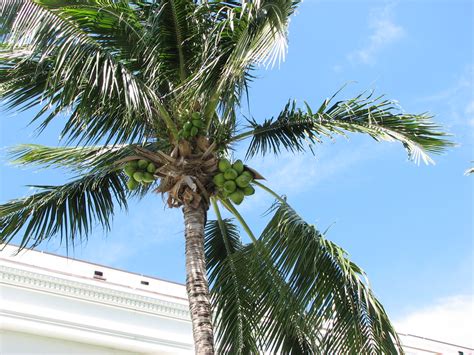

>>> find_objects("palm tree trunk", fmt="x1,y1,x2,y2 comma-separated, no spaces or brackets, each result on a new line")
183,204,215,354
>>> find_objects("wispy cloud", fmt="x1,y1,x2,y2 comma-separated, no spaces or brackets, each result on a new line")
418,65,474,129
395,294,474,348
349,3,405,65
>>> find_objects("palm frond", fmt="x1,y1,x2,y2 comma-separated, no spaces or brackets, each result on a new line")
180,0,299,127
209,198,402,353
0,171,128,250
143,0,197,87
0,0,176,144
234,91,452,164
464,166,474,175
205,207,259,354
8,142,171,173
256,202,402,353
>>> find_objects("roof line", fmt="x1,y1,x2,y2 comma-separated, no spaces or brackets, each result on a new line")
2,243,185,287
398,333,474,350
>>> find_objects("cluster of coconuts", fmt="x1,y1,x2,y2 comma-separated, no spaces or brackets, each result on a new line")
178,112,204,139
123,159,157,190
213,158,255,205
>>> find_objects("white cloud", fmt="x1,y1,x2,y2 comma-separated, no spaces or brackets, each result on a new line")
419,65,474,129
395,294,474,349
349,3,405,65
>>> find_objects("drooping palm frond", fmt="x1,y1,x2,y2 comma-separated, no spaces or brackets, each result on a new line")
205,201,259,354
233,91,452,164
207,199,402,354
0,0,176,144
0,171,128,250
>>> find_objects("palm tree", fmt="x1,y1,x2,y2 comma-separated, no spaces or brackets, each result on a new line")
0,0,452,353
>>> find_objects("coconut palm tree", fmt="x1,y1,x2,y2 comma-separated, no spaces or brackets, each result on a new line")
0,0,452,353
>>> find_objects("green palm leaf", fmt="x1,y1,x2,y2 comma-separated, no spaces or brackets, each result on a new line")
0,0,174,144
234,91,452,164
205,212,259,354
0,171,128,249
208,199,402,353
8,142,171,172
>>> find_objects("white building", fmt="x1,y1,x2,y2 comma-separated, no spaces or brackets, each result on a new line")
0,245,194,354
1,245,473,354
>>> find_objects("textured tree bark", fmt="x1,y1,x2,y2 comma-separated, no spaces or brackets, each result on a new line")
183,204,215,354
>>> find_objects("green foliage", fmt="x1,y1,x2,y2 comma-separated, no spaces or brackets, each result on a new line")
239,91,453,164
0,171,128,249
206,201,402,354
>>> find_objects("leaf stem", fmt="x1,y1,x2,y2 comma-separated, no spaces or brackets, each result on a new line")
219,198,257,244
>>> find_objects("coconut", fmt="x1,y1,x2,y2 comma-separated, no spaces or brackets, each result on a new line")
128,160,139,169
224,168,238,180
213,173,226,187
190,126,199,137
218,159,231,172
243,185,255,196
192,119,203,128
146,162,156,173
142,172,154,183
223,180,237,194
133,171,144,182
241,170,254,181
229,190,244,205
191,112,200,120
124,165,136,177
232,160,244,174
235,174,250,188
184,122,193,132
127,178,139,190
138,159,149,169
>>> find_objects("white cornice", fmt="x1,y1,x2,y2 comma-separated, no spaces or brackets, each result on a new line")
0,264,190,321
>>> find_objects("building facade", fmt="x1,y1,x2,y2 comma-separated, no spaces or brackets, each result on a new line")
1,245,472,354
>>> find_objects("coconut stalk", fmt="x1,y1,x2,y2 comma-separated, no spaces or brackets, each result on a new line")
183,204,215,354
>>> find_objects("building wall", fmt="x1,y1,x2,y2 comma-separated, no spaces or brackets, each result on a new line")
1,330,132,355
0,245,194,354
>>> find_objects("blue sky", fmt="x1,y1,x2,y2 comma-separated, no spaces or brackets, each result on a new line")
1,0,473,346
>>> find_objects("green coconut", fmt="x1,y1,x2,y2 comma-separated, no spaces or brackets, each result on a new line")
146,162,156,173
138,159,149,169
232,159,244,174
218,159,231,172
192,119,203,128
224,168,238,180
229,190,245,205
241,170,254,181
184,121,193,132
182,130,190,139
223,180,237,194
133,171,144,182
190,126,199,137
191,112,200,120
126,178,139,190
243,185,255,196
124,165,136,177
235,174,250,188
142,172,154,183
213,173,226,187
127,160,139,169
